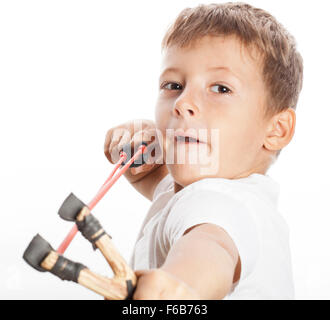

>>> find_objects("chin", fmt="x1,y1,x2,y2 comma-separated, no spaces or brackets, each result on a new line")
167,163,207,188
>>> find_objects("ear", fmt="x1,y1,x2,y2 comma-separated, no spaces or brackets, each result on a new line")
263,108,296,152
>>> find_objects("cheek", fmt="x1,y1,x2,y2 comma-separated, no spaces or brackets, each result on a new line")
155,103,171,154
155,102,169,130
213,110,264,158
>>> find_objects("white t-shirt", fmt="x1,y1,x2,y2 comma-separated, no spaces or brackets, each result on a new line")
129,173,294,299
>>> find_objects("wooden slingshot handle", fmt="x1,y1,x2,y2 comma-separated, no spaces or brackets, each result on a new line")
23,144,149,299
23,195,137,300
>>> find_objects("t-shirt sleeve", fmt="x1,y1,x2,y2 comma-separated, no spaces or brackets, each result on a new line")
164,189,260,281
152,173,174,201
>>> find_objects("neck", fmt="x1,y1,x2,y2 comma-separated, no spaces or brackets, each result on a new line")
172,157,271,194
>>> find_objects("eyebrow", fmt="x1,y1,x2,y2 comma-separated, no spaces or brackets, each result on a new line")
207,66,231,72
159,67,180,79
159,66,241,85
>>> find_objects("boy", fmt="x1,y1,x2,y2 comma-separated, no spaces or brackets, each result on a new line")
104,2,303,299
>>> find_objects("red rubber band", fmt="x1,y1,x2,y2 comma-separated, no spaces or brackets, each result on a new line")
56,144,147,254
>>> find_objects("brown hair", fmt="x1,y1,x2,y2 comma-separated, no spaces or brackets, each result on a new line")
161,2,303,119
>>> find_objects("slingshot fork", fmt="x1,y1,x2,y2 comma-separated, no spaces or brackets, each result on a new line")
23,142,148,300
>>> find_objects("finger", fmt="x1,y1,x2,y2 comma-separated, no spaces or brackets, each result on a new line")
109,143,122,164
132,130,160,161
104,129,113,161
129,140,164,175
134,269,150,277
144,141,164,165
109,128,124,153
130,162,158,175
143,127,157,143
104,129,113,152
133,278,159,300
130,129,155,150
134,140,156,166
109,128,131,163
117,129,133,152
129,141,157,174
123,131,153,172
133,269,167,300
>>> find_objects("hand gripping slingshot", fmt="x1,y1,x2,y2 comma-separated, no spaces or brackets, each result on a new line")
23,142,148,300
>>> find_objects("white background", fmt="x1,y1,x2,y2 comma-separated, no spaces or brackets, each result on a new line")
0,0,329,300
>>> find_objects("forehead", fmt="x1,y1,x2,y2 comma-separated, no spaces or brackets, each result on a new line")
160,35,263,81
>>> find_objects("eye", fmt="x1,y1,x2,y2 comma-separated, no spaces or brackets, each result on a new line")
160,82,182,91
210,84,231,94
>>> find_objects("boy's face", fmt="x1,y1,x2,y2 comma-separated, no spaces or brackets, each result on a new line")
155,35,270,189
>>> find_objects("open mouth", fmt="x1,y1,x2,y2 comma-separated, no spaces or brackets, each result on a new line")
175,136,201,143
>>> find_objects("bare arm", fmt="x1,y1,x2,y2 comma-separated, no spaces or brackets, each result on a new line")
161,223,240,299
133,223,241,300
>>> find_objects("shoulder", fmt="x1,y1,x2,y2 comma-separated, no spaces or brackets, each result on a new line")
163,174,282,281
170,173,281,219
164,187,258,276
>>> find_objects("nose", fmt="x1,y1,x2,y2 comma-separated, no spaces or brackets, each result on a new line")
173,99,199,118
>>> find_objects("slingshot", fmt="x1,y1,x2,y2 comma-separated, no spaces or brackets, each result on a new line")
23,142,148,300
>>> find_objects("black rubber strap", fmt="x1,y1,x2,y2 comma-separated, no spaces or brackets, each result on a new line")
50,255,86,282
125,280,136,300
76,214,111,250
76,214,102,242
120,141,148,168
23,234,54,272
58,193,86,221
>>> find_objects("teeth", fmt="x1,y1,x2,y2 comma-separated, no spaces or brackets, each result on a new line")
187,136,198,142
176,136,199,143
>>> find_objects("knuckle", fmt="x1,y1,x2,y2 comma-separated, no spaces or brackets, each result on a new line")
109,146,120,163
149,269,163,282
133,291,142,300
104,130,113,148
112,129,123,141
105,128,113,138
